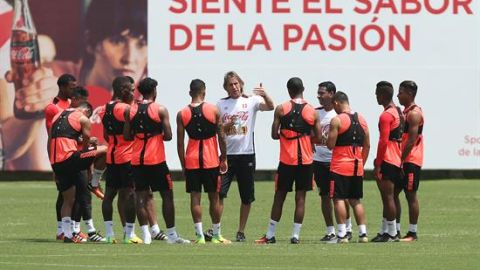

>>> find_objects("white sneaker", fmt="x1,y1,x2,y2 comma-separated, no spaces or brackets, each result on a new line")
167,236,191,244
143,233,152,245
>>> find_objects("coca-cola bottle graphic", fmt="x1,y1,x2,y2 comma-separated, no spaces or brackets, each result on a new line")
10,0,42,119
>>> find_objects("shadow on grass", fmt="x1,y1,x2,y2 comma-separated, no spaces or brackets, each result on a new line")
18,238,58,243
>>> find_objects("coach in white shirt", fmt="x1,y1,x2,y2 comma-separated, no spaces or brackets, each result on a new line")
216,71,274,242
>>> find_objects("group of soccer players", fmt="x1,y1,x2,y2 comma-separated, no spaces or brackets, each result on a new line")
46,71,423,244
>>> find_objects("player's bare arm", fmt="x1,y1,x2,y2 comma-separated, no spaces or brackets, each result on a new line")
326,116,340,150
310,111,322,144
271,105,282,140
159,105,172,141
176,111,186,171
362,125,370,166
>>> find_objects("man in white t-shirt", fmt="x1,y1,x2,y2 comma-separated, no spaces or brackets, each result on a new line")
214,71,274,242
313,81,352,243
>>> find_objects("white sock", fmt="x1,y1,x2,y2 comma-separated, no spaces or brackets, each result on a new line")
346,218,352,232
292,223,302,239
57,221,63,235
266,219,278,239
387,219,396,237
380,218,387,234
409,224,417,233
194,222,203,238
327,226,335,235
62,217,73,238
125,223,135,238
167,227,178,240
73,221,80,234
358,224,367,235
397,223,401,233
151,224,160,235
212,223,221,236
141,225,151,244
91,168,105,187
337,224,346,238
104,221,114,237
84,219,96,233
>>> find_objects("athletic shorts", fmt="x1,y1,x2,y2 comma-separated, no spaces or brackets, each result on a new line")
219,154,255,204
329,172,363,200
398,163,421,192
313,161,331,196
52,148,97,192
380,161,402,183
275,162,314,192
106,162,135,189
132,162,173,192
185,167,221,193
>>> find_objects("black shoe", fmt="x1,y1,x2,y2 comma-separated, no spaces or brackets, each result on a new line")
320,233,336,242
396,230,401,239
88,231,106,242
375,234,399,242
290,237,300,244
400,231,418,242
346,231,353,241
203,229,213,242
152,230,167,240
371,233,385,242
236,231,246,242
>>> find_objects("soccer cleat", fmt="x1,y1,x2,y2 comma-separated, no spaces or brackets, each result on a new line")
56,233,64,241
73,232,87,243
371,233,385,242
320,233,336,242
212,234,232,244
88,184,104,200
290,237,300,244
255,235,276,244
400,231,418,242
105,236,117,244
321,234,338,244
123,234,144,244
152,230,167,241
375,234,399,242
88,231,106,242
236,231,246,242
194,234,206,244
336,236,349,244
167,237,191,244
358,234,369,243
346,231,353,241
64,236,82,243
396,230,401,239
203,229,213,242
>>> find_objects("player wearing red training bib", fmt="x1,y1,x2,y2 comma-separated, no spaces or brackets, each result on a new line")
256,77,321,244
372,81,405,243
177,79,229,244
395,80,424,242
327,91,370,244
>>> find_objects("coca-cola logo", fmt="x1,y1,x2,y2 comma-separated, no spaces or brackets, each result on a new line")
222,111,249,122
11,47,34,62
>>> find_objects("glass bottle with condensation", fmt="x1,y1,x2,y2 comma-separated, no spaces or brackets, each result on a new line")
10,0,42,119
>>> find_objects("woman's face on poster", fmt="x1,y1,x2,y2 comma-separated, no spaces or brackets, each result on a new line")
94,29,147,84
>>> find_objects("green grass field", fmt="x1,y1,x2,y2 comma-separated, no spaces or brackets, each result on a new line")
0,180,479,269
